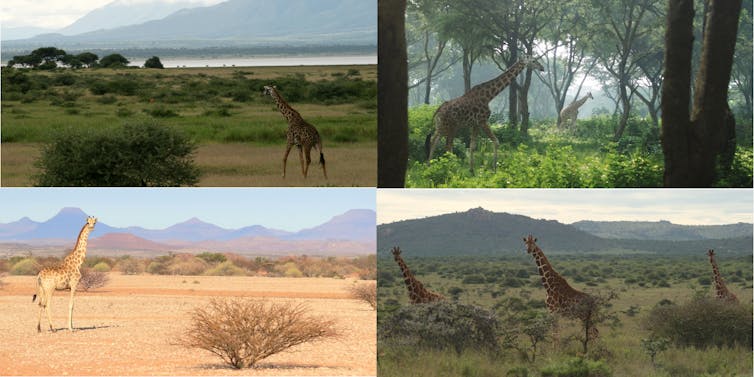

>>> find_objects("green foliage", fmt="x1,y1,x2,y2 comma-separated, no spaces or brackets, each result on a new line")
715,147,753,187
204,260,246,276
379,301,500,354
144,56,164,69
34,121,200,187
540,357,612,377
640,336,669,366
10,258,39,275
196,252,227,264
645,296,753,349
92,262,111,272
99,53,130,68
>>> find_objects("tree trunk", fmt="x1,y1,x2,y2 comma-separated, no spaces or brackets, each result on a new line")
519,68,534,135
378,0,408,187
662,0,741,187
462,49,473,93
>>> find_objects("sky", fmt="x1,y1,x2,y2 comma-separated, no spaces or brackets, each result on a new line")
1,0,224,29
377,189,754,226
0,188,375,231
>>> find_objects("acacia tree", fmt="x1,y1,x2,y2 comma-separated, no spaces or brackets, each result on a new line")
662,0,742,187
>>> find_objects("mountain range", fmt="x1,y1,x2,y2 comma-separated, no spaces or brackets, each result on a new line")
377,207,752,257
0,207,375,256
2,0,377,51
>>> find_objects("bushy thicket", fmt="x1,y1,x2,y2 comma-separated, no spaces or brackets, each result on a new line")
379,301,500,354
407,106,752,188
34,121,199,187
644,296,753,349
540,357,612,377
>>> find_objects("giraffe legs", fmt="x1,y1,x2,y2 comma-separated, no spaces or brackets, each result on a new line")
480,122,499,171
302,145,313,178
316,143,327,179
426,130,443,164
68,282,78,331
282,144,293,178
469,126,478,172
298,146,307,178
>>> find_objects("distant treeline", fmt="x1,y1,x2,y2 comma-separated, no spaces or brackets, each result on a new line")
2,44,377,65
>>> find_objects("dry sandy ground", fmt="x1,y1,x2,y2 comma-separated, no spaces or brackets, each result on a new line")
0,274,376,376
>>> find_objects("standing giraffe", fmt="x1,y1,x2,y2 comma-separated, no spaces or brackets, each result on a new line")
391,247,444,304
426,56,545,172
558,92,593,128
33,216,97,332
263,85,327,179
707,249,738,302
523,235,598,342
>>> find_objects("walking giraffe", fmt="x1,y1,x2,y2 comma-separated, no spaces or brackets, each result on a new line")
33,216,97,332
426,56,544,172
391,247,444,304
558,92,593,128
523,235,599,343
707,249,738,302
263,85,327,179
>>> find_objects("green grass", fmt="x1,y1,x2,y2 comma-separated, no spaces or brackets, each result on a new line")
378,254,753,377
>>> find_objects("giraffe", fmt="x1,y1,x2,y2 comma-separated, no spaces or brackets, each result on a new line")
707,249,738,302
523,235,599,342
426,56,545,172
33,216,97,332
263,85,327,179
558,92,593,128
391,246,444,304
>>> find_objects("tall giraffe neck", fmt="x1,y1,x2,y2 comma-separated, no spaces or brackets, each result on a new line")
569,94,591,109
709,254,729,294
469,60,528,103
268,88,301,123
394,254,427,294
531,246,571,296
63,223,93,268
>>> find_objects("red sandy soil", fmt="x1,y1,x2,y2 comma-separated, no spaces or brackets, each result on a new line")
0,274,375,376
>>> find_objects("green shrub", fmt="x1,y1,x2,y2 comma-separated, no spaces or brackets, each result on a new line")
645,296,752,348
34,121,199,186
10,258,39,275
204,261,246,276
147,261,169,275
378,301,500,354
92,262,111,272
540,357,612,377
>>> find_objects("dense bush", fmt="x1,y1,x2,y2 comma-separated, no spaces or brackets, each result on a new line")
10,258,39,275
34,121,200,186
78,268,110,291
379,301,500,354
180,299,337,369
540,357,612,377
644,296,753,348
348,281,377,310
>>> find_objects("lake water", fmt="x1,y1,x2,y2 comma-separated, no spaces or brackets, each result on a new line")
157,54,376,68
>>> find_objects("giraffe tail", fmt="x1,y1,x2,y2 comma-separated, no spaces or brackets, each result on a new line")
424,131,433,161
32,294,37,303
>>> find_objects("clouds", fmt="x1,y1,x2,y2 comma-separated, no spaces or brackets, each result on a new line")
377,189,753,225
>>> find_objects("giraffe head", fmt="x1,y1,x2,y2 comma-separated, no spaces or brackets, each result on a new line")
520,56,544,72
523,234,538,255
86,216,97,229
587,92,594,100
707,249,716,261
262,85,276,97
391,246,402,259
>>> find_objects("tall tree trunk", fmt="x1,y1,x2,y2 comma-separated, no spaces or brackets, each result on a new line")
378,0,408,187
462,49,473,93
662,0,741,187
519,68,533,135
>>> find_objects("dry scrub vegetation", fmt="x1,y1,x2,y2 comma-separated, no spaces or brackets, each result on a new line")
181,299,338,369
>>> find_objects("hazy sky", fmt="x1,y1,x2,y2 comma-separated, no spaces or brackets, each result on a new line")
0,188,375,230
1,0,224,29
377,189,753,226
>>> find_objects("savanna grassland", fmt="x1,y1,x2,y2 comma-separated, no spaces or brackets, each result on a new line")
1,64,376,186
406,105,754,188
377,253,753,377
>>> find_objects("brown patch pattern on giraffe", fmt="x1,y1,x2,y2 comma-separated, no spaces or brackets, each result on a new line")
263,85,327,179
391,247,444,304
707,249,738,302
559,92,593,128
33,216,97,332
523,235,598,339
427,56,544,172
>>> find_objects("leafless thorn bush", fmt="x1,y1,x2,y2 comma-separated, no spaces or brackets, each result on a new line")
77,268,110,291
180,298,338,369
348,281,377,310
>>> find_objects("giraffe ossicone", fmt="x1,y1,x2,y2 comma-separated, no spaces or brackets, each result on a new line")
427,56,544,172
33,216,97,332
263,85,327,179
391,246,444,304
